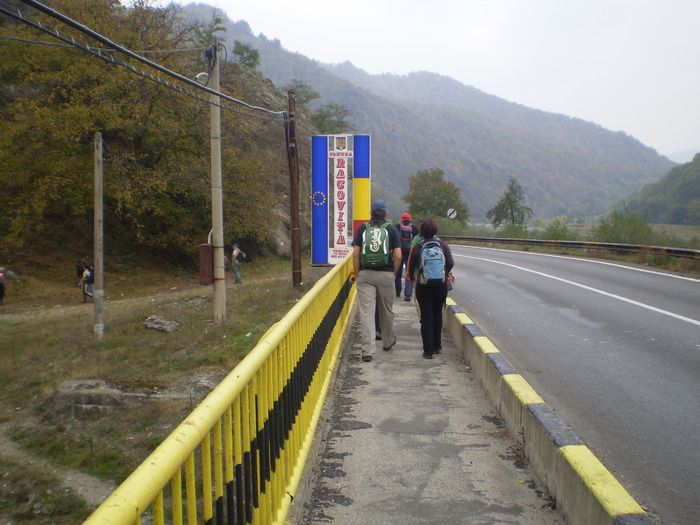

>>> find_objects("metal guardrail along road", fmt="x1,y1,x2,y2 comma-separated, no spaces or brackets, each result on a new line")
440,236,700,259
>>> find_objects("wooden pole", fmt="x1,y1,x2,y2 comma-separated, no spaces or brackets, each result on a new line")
94,132,105,342
287,92,302,286
210,40,226,323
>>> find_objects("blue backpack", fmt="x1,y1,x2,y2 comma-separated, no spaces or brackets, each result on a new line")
418,240,446,285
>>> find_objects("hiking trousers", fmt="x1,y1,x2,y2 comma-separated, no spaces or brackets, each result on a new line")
233,262,243,283
356,270,396,358
415,283,448,356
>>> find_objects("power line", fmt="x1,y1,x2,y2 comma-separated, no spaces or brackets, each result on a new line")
3,0,287,122
0,34,210,54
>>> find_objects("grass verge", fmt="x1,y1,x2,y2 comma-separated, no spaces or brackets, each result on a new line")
0,256,316,521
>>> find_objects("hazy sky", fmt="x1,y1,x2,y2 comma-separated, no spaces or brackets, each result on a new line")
184,0,699,158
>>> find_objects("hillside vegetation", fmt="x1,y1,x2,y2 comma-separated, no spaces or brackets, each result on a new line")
0,0,314,266
203,6,676,220
1,0,692,273
626,153,700,224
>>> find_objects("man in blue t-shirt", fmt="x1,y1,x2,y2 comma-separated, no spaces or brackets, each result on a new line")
350,200,401,362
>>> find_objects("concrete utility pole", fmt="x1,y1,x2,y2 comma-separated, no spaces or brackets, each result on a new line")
209,40,226,324
287,91,302,287
94,132,105,342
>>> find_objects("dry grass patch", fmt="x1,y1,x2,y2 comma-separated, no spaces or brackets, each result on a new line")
0,256,316,520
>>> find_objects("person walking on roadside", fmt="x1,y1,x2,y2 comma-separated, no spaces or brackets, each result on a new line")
79,263,95,303
408,218,454,359
0,267,19,306
76,258,86,281
232,244,246,284
394,212,419,301
351,199,402,362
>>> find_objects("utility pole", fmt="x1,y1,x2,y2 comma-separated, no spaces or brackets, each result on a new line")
209,40,226,323
94,132,105,342
287,91,302,286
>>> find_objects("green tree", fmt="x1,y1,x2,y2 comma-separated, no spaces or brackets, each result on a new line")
496,224,529,239
311,103,352,134
233,40,259,68
486,177,533,230
588,206,654,244
281,79,320,112
0,0,278,261
543,216,579,241
403,168,469,227
191,15,227,46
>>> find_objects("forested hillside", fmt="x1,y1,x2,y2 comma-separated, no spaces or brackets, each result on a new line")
0,0,314,264
196,5,676,220
627,154,700,224
0,0,686,270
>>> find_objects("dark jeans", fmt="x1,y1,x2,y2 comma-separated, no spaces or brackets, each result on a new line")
394,252,414,297
415,283,448,355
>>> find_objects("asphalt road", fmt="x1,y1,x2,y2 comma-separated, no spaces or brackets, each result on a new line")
449,245,700,525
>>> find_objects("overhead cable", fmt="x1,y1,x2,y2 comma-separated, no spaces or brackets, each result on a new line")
6,0,287,121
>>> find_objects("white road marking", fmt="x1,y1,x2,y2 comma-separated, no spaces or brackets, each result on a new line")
455,245,700,282
454,253,700,326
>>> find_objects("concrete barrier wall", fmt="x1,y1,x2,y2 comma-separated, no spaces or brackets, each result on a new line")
444,299,654,525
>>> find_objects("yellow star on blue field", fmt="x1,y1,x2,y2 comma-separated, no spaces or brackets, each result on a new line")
312,191,327,206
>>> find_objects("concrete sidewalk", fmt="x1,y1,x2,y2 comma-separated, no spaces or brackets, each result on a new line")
290,297,564,525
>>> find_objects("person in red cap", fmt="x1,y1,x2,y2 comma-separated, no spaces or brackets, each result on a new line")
394,212,419,300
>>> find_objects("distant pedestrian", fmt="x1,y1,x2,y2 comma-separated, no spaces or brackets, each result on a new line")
76,258,85,280
350,199,402,362
0,267,19,306
232,244,246,284
79,263,95,303
408,218,454,359
395,212,419,301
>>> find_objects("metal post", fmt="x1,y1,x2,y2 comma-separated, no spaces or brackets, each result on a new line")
209,40,226,324
94,132,105,342
287,91,302,286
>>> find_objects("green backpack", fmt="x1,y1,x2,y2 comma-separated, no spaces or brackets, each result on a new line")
361,222,390,268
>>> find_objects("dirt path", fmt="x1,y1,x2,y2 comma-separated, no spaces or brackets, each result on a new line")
0,424,116,509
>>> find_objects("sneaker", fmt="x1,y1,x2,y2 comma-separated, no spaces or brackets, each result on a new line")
375,332,382,341
434,348,442,354
423,352,433,359
362,355,373,362
404,295,411,301
383,338,397,351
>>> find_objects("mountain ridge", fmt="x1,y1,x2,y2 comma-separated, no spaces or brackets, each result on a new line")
184,3,675,220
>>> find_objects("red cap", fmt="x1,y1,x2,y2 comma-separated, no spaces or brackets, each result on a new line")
401,212,411,220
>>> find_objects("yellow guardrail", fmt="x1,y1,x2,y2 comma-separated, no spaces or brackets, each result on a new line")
85,254,355,525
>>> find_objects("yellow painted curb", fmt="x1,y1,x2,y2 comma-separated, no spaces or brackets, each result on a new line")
454,312,474,325
561,445,646,517
475,336,500,354
502,374,545,405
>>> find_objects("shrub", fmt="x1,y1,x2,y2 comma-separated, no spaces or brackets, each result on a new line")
543,217,580,241
588,206,654,244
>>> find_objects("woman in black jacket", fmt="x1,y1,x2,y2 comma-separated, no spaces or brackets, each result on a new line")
407,218,454,359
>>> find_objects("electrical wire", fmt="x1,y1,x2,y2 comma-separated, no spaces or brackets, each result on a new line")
2,0,288,122
0,34,210,54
